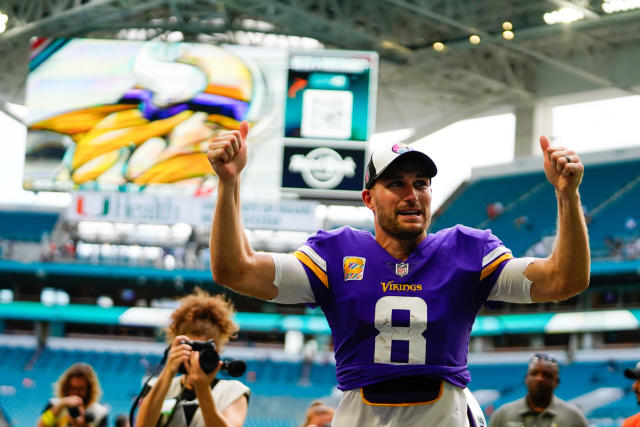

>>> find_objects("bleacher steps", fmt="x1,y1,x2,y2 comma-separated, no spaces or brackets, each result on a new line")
569,387,625,415
476,181,547,230
587,174,640,219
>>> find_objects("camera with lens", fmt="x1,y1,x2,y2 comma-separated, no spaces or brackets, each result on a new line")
67,406,95,422
179,339,220,374
67,405,80,418
178,339,246,377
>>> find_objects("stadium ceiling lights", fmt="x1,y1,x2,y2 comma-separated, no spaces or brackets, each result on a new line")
0,11,7,34
432,41,445,52
602,0,640,13
501,21,514,40
543,7,585,24
241,19,276,32
469,34,481,44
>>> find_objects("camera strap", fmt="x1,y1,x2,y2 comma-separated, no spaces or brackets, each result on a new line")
160,378,220,427
129,349,170,427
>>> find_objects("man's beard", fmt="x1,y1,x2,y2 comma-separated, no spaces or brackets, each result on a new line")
527,387,553,408
376,206,430,240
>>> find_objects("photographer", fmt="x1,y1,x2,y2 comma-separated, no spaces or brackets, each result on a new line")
136,289,249,427
301,401,334,427
37,362,108,427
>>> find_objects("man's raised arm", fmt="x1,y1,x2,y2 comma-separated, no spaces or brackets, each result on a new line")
526,136,590,302
207,121,278,300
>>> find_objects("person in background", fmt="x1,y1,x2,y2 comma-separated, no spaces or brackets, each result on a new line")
135,288,249,427
301,400,334,427
37,362,108,427
489,353,587,427
114,414,130,427
622,361,640,427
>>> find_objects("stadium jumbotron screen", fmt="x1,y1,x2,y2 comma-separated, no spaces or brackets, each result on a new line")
24,38,281,195
24,38,378,198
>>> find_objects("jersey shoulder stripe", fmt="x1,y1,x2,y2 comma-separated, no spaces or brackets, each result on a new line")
299,244,327,271
482,246,511,268
294,250,329,288
480,252,513,281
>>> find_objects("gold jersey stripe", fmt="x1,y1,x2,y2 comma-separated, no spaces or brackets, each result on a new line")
294,251,329,289
480,253,513,281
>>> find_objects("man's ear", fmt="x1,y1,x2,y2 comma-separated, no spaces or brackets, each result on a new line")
362,189,374,210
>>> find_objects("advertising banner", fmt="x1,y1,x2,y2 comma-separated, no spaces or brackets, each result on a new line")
68,191,320,231
284,50,377,142
281,145,367,198
281,49,377,199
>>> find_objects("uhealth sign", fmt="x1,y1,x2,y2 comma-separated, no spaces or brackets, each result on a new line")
69,191,320,232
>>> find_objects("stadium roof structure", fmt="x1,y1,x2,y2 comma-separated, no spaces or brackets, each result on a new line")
0,0,639,143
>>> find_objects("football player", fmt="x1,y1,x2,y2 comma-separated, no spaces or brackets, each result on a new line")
206,121,589,426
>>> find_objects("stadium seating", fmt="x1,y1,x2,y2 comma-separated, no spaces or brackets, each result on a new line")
588,183,640,256
432,156,640,258
1,343,639,426
432,172,544,233
0,345,334,426
0,210,59,242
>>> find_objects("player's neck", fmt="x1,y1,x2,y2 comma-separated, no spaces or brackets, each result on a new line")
375,232,425,261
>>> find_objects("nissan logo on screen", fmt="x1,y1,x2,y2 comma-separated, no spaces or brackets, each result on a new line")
288,147,356,189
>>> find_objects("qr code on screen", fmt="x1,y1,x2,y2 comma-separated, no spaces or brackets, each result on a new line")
301,89,353,139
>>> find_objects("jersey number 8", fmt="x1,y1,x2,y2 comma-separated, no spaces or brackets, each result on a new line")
374,296,428,365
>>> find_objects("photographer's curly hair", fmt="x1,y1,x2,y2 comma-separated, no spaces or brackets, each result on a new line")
54,362,102,407
301,400,335,427
166,288,239,349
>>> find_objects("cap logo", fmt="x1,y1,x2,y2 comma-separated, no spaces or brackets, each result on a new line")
392,144,412,154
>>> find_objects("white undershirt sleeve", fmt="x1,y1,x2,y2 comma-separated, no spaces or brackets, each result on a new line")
268,253,316,304
487,257,535,303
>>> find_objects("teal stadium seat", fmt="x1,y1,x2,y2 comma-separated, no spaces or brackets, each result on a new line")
0,211,59,242
0,345,336,426
432,157,640,258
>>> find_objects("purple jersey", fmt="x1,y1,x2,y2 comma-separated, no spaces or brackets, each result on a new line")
294,225,512,391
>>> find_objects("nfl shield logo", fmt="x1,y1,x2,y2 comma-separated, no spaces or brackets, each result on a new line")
395,262,409,277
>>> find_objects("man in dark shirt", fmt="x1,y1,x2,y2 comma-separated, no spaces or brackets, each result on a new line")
489,353,587,427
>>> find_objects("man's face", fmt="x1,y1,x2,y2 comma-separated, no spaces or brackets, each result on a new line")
364,158,432,241
525,361,559,401
633,379,640,404
67,375,89,402
309,411,333,427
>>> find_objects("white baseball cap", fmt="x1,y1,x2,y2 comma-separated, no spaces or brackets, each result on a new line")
364,143,437,189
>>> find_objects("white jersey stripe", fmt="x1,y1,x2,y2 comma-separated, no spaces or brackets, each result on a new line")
482,246,511,268
299,244,327,272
